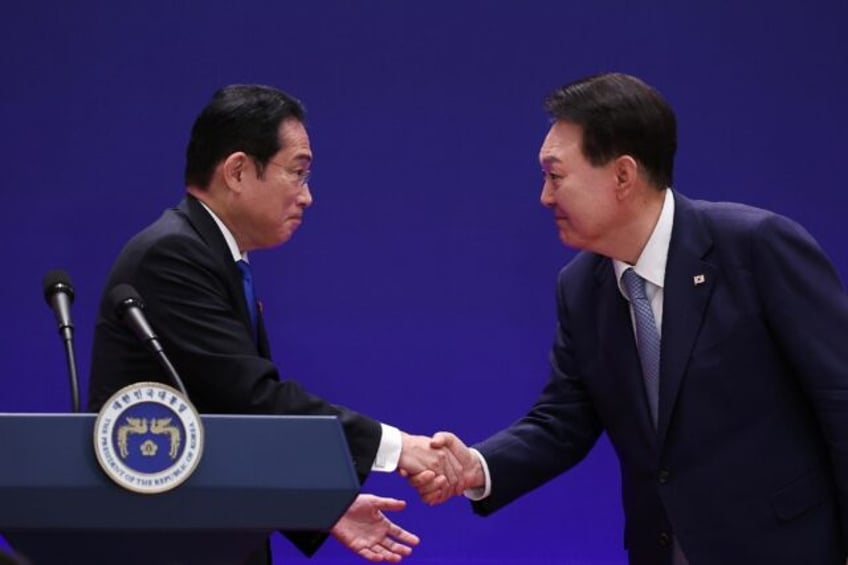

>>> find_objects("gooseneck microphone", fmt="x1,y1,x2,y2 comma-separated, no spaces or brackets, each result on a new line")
109,283,189,399
43,269,80,412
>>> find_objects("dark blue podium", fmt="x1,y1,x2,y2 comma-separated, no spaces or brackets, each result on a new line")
0,413,360,564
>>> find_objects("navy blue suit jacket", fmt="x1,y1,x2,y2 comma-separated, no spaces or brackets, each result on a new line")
473,192,848,564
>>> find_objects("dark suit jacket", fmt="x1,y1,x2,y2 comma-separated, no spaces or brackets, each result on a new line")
89,195,381,557
472,192,848,564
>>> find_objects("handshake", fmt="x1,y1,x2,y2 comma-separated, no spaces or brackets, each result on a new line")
398,431,484,505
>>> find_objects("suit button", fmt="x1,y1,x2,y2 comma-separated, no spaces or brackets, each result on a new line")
658,532,672,547
658,469,670,484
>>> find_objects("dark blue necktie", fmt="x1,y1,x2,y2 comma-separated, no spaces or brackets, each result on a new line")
236,259,258,341
621,268,660,428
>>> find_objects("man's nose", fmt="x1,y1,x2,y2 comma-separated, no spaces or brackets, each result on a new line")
540,181,554,208
299,185,313,207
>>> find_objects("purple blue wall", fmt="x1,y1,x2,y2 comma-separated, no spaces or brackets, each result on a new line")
2,1,846,562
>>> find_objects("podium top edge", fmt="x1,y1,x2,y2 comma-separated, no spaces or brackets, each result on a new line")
0,413,340,421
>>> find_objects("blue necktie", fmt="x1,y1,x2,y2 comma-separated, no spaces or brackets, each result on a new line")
236,259,258,341
621,268,660,428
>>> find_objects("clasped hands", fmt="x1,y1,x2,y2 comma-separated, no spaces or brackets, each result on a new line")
399,431,483,505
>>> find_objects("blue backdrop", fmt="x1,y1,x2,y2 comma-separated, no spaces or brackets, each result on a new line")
2,1,846,563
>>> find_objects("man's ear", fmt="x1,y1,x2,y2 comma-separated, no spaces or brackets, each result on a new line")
221,152,250,191
613,155,639,198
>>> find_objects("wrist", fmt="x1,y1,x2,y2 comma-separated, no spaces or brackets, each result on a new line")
397,432,413,472
468,456,485,490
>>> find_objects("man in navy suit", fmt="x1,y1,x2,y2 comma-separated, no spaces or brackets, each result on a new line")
412,73,848,564
88,84,465,563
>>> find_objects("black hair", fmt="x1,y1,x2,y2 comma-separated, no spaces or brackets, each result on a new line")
184,84,306,189
544,73,676,188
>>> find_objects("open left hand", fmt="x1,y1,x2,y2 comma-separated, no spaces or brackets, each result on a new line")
331,493,420,562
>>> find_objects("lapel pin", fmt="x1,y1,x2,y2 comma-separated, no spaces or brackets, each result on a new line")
693,274,706,286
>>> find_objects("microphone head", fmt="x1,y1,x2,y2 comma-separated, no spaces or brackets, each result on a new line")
109,283,145,320
43,269,75,304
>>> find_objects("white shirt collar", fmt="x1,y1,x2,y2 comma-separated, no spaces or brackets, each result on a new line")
613,188,675,293
196,199,247,263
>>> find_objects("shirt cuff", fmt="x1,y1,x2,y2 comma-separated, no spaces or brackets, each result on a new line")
371,423,402,472
463,448,492,501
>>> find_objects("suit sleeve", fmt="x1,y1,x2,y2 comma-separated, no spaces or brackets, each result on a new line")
752,214,848,543
130,234,381,475
472,270,603,516
131,234,377,556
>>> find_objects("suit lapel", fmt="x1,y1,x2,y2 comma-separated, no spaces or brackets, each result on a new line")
256,304,271,359
178,195,259,353
656,194,716,447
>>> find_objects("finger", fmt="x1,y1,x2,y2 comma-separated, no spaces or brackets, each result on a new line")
375,541,412,563
412,472,447,490
443,447,463,475
415,474,449,497
429,447,457,484
357,547,386,562
422,493,445,505
435,432,471,469
381,537,414,557
387,522,420,546
408,471,442,491
433,434,472,494
439,449,463,487
421,480,452,504
423,494,448,506
373,544,394,558
422,485,452,505
372,497,406,512
407,469,437,488
376,549,401,564
420,487,447,502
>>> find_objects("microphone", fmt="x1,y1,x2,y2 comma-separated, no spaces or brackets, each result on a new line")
43,270,75,341
109,283,189,399
43,269,80,413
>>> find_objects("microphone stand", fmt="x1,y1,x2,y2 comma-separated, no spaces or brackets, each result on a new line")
152,346,189,399
61,332,81,413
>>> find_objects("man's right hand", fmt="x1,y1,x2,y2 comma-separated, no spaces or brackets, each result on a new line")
397,432,462,500
403,431,485,505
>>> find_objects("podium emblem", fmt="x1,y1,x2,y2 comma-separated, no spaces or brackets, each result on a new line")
94,382,204,494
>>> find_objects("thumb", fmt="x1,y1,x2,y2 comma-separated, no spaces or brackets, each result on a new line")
431,431,456,449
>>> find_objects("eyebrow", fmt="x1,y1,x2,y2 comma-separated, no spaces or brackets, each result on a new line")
541,155,561,165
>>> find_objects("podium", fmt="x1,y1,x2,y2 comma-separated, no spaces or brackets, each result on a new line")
0,413,360,564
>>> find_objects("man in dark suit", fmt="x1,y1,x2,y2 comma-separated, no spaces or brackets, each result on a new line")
0,550,29,565
412,73,848,564
88,84,462,563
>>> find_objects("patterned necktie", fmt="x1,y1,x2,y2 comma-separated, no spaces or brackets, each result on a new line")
621,268,660,428
236,259,258,341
